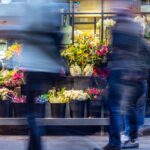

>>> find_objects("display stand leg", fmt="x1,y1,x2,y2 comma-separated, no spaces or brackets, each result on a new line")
100,100,105,136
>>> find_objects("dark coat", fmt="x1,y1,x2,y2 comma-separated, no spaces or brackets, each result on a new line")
109,17,150,78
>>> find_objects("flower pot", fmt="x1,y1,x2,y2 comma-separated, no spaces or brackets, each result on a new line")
86,100,101,118
0,100,13,117
13,103,45,118
50,103,66,118
69,100,86,118
13,103,27,117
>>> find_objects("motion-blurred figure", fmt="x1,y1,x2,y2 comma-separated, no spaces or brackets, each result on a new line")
121,15,148,143
105,8,150,150
0,1,66,150
94,2,150,150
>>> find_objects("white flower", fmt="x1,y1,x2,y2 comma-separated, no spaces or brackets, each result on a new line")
70,64,82,76
74,30,84,36
64,90,89,101
83,64,93,76
97,18,116,28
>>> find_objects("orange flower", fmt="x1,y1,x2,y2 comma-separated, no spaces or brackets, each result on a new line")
13,44,22,55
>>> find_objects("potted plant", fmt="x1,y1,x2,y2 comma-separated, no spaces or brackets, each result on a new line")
86,88,103,118
12,95,27,117
48,88,69,118
64,90,90,118
61,31,110,77
0,88,13,117
13,94,48,118
1,69,25,88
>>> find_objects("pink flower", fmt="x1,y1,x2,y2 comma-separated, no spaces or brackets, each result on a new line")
87,88,102,99
13,73,23,81
13,96,26,103
96,50,104,56
97,45,109,57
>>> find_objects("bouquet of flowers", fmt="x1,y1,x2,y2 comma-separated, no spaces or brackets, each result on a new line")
86,88,103,100
6,42,22,59
12,94,48,103
83,64,93,76
64,90,90,101
0,88,13,100
1,69,25,87
61,31,110,76
69,64,82,76
35,94,49,103
93,67,110,78
12,95,26,103
48,88,69,103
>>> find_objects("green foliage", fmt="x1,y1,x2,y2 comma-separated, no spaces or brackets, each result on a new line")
48,88,69,103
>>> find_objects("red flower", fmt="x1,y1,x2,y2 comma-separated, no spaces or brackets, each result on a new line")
93,67,99,76
96,50,104,56
99,68,110,78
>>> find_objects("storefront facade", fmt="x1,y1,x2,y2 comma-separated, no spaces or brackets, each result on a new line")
0,0,149,128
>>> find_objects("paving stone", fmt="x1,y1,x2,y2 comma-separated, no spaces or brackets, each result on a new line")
0,136,149,150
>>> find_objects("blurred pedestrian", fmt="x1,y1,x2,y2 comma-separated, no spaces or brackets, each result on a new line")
94,5,150,150
0,1,66,150
121,15,149,144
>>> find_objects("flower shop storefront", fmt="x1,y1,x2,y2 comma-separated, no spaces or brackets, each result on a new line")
0,1,150,133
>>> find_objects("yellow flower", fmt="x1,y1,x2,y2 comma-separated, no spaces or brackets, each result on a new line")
77,50,83,55
6,43,22,59
83,31,90,37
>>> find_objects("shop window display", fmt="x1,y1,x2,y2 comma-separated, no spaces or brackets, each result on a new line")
0,1,149,132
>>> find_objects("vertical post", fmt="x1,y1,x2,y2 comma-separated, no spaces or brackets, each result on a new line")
94,17,97,36
100,0,105,136
72,0,75,44
101,0,104,42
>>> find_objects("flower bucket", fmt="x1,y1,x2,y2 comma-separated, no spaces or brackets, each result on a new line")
13,103,45,118
13,103,27,117
50,103,66,118
69,100,86,118
0,100,13,117
86,100,101,118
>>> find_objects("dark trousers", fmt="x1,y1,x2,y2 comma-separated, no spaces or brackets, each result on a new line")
25,72,59,150
108,70,148,147
124,80,147,135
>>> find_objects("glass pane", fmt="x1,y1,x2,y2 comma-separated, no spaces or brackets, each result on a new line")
0,39,7,60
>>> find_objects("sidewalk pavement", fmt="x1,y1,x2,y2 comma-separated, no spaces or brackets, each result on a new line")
0,135,149,150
